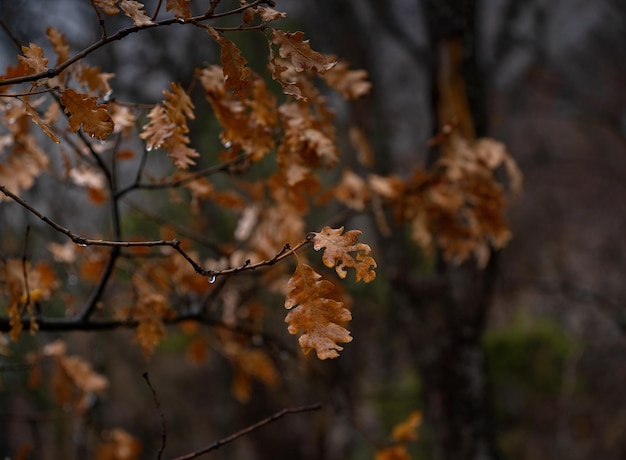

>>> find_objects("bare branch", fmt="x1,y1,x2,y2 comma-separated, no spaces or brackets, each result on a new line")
151,0,164,21
142,373,167,460
1,183,312,282
116,152,253,198
172,403,322,460
0,0,268,88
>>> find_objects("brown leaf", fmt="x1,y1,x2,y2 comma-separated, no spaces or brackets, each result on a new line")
120,0,155,26
78,64,114,96
22,99,60,143
375,446,411,460
392,411,423,442
92,0,120,15
216,35,251,97
61,89,114,140
255,6,286,22
271,30,336,73
349,127,374,168
18,43,48,75
96,429,142,460
334,169,370,211
321,60,371,100
139,83,198,168
312,226,377,282
285,263,352,359
46,27,70,66
166,0,191,19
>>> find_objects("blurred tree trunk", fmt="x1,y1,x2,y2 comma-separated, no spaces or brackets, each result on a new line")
410,2,501,459
300,1,502,458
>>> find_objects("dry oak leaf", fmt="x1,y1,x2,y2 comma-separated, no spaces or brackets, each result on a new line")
61,89,114,140
92,0,120,15
321,59,371,100
255,5,286,22
285,263,352,360
46,27,70,66
216,35,251,97
22,99,60,143
120,0,155,27
166,0,191,19
78,64,114,96
272,30,336,73
312,226,377,282
18,43,48,75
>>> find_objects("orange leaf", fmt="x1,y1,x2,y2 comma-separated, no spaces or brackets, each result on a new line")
18,43,48,75
375,445,411,460
120,0,154,26
271,30,336,73
61,89,114,140
392,411,423,442
284,263,352,359
312,226,377,282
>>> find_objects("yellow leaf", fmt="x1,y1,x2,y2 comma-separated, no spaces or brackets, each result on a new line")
284,263,352,360
61,89,114,140
312,226,377,282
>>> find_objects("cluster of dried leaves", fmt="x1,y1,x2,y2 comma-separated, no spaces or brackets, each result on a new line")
335,127,522,267
0,0,520,456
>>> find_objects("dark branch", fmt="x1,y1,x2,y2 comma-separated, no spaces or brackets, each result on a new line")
142,373,167,460
172,403,322,460
0,0,267,88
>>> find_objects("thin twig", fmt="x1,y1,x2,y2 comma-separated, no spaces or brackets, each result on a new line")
0,183,312,279
151,0,164,21
116,152,252,198
1,87,62,98
172,403,322,460
0,19,23,50
0,0,267,88
142,372,167,460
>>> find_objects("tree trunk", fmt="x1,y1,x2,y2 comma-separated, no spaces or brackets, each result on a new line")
411,2,501,459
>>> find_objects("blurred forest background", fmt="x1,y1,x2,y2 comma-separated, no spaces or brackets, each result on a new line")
1,0,626,459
